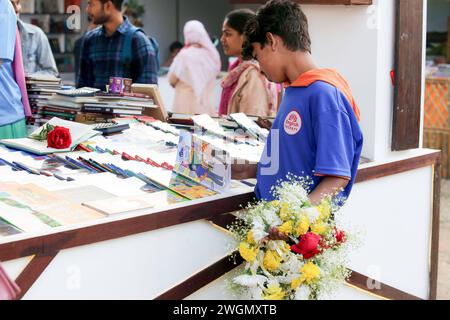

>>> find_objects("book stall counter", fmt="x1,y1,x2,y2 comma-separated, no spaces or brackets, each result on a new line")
0,127,440,300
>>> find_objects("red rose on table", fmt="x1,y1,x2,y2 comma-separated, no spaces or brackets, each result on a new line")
291,232,322,259
47,126,72,149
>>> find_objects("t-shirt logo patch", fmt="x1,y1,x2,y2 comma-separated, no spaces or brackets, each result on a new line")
284,110,302,135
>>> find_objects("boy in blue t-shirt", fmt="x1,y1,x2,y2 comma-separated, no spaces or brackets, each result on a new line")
232,0,363,208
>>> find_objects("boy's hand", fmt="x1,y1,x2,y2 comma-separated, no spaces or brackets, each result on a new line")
231,162,257,180
268,227,289,241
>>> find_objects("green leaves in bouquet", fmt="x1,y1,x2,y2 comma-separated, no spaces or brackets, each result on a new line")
29,124,56,141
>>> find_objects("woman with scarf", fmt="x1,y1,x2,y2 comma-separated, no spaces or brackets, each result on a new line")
168,20,221,116
0,0,31,140
219,9,278,117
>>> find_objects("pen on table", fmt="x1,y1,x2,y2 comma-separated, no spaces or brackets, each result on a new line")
0,158,20,171
65,156,97,173
53,173,67,181
95,146,107,153
89,158,113,173
122,152,137,161
48,154,79,170
77,158,103,173
12,162,41,175
105,148,115,155
107,163,129,177
146,157,161,168
86,145,96,152
77,144,93,153
102,163,123,176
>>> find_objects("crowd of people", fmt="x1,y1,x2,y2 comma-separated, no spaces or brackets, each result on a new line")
0,0,363,206
0,0,285,140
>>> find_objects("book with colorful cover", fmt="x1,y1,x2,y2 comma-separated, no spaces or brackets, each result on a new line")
0,183,105,226
82,190,187,215
0,184,59,233
174,131,231,193
0,218,23,237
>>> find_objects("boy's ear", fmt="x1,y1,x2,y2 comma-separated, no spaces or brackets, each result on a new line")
266,32,277,51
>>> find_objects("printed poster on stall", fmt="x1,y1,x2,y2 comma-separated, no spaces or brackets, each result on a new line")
174,131,231,193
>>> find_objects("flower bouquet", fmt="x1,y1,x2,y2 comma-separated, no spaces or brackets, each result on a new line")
228,176,358,300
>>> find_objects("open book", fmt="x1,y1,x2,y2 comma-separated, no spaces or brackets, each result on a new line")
229,113,269,141
0,118,100,155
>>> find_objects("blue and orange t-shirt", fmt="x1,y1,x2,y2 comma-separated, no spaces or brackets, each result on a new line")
255,69,363,201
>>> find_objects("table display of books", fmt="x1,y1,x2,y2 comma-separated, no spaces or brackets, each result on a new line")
25,76,163,126
0,114,265,239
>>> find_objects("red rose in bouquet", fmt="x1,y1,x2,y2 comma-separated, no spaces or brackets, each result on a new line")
291,232,322,259
334,228,346,244
47,126,72,149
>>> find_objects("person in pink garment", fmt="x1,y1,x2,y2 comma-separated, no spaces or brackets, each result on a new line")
219,9,279,117
168,20,221,116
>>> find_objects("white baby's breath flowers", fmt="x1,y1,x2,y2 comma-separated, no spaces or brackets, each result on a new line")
261,208,282,227
233,275,267,288
295,285,311,300
280,255,304,274
251,216,268,242
301,207,321,224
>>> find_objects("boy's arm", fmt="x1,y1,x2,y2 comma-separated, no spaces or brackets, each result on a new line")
308,176,349,205
0,59,3,66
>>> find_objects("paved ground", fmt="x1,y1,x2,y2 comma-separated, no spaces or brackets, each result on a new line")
438,180,450,300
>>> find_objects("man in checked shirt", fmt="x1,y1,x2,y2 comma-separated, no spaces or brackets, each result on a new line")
77,0,159,90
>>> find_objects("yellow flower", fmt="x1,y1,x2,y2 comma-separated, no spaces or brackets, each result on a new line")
317,200,332,221
291,277,302,290
263,283,285,300
239,242,258,263
271,200,280,208
311,222,328,235
278,221,293,236
295,217,310,236
280,241,291,253
280,203,290,221
300,262,321,284
263,250,282,271
247,230,255,245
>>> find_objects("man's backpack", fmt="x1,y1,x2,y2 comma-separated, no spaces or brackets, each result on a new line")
122,26,161,72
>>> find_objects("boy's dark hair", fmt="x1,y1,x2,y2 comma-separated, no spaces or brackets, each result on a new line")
243,0,311,59
225,9,255,35
100,0,124,11
169,41,184,53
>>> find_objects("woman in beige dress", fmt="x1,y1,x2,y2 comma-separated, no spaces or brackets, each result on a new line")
168,20,221,116
219,9,278,117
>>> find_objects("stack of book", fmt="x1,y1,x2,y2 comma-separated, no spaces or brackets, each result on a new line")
26,74,62,126
43,91,157,124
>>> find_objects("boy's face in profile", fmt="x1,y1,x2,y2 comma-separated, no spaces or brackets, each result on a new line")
251,36,287,84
